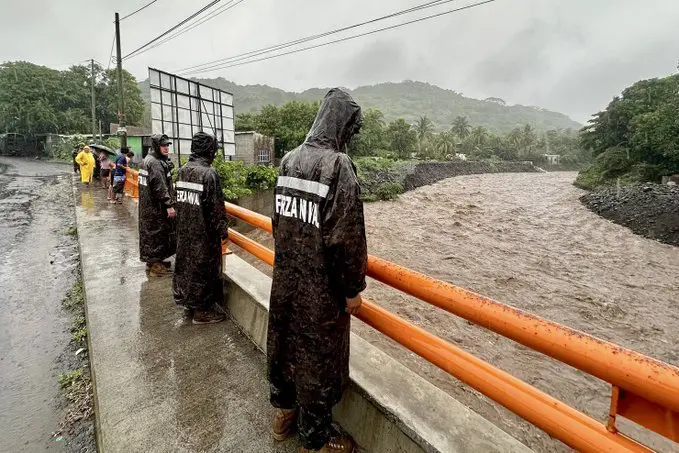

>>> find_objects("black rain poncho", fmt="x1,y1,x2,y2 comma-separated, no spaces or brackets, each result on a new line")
267,88,368,450
172,132,229,311
139,137,176,263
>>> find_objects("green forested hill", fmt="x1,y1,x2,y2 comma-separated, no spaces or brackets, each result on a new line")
138,78,580,133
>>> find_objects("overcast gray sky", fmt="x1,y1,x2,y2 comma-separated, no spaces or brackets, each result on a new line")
2,0,678,122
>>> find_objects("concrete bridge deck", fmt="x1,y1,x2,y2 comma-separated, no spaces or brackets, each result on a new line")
74,184,299,453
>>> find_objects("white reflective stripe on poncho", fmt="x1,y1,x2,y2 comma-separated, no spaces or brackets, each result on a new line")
176,181,204,192
276,176,329,199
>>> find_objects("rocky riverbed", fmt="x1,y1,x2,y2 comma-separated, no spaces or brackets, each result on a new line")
580,183,679,247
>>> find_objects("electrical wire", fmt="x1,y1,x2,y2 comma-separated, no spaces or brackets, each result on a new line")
123,0,222,60
127,0,246,58
175,0,450,74
120,0,160,21
107,31,116,70
181,0,497,76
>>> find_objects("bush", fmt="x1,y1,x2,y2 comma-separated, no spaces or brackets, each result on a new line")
51,135,87,161
374,182,404,201
245,165,278,191
574,147,632,190
212,156,279,201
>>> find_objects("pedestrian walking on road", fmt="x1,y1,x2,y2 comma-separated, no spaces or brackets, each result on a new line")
75,145,95,185
112,149,133,204
99,153,111,190
71,148,80,174
173,132,228,325
267,88,367,453
139,135,177,277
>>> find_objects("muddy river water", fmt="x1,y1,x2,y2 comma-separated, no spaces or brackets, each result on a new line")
358,171,679,451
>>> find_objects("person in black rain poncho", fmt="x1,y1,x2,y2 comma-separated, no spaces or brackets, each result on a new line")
139,134,177,277
173,132,228,325
268,88,368,453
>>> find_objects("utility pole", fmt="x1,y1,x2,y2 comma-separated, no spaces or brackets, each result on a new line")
90,59,97,142
115,12,127,149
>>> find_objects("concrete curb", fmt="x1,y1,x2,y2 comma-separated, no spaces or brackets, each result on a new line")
71,179,105,453
223,254,533,453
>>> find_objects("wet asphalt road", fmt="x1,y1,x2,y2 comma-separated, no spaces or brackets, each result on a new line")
0,157,80,452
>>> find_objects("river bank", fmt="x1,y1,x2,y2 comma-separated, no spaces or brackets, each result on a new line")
356,159,537,201
580,183,679,247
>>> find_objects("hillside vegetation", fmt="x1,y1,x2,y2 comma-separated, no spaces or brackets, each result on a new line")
138,78,580,134
576,73,679,189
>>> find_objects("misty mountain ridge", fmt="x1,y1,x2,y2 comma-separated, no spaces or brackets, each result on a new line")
138,78,581,133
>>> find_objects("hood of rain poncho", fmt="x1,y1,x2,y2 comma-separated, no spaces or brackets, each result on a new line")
304,88,362,153
189,132,218,163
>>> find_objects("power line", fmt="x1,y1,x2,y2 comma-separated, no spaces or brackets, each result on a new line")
175,0,450,74
123,0,222,60
181,0,497,76
127,0,245,59
107,31,116,70
120,0,160,21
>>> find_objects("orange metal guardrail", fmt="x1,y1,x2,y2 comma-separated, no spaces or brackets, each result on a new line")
225,201,679,450
124,168,139,199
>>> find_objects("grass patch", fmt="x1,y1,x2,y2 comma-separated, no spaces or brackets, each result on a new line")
71,314,85,330
66,226,78,237
63,280,84,311
72,328,87,343
59,370,83,389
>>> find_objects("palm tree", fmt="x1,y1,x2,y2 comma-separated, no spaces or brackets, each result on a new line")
434,131,456,157
470,126,488,147
451,116,471,139
414,115,434,153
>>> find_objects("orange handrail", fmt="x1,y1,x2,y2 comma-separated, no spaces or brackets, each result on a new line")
125,168,139,199
227,230,652,453
223,201,679,414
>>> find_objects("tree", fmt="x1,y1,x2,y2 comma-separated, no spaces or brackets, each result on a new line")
484,97,506,105
0,61,145,135
237,100,320,157
451,116,471,139
235,113,257,131
576,73,679,187
521,124,538,156
386,119,417,159
350,108,387,157
433,131,456,158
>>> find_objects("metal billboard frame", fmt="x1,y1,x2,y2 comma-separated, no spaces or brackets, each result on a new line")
148,67,235,164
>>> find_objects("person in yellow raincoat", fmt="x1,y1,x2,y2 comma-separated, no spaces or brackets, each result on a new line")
75,146,96,185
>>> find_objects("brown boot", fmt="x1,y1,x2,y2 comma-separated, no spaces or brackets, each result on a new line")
192,310,225,325
147,262,171,277
300,436,356,453
273,408,298,441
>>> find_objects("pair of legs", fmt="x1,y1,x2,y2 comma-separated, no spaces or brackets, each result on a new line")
271,373,354,452
100,171,110,189
112,181,125,204
272,397,334,451
145,260,172,277
173,265,226,325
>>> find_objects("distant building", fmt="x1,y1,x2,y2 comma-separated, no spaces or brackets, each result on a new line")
235,131,274,166
543,154,561,165
110,123,151,161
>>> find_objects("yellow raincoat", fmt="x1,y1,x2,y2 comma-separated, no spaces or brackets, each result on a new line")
75,147,96,184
